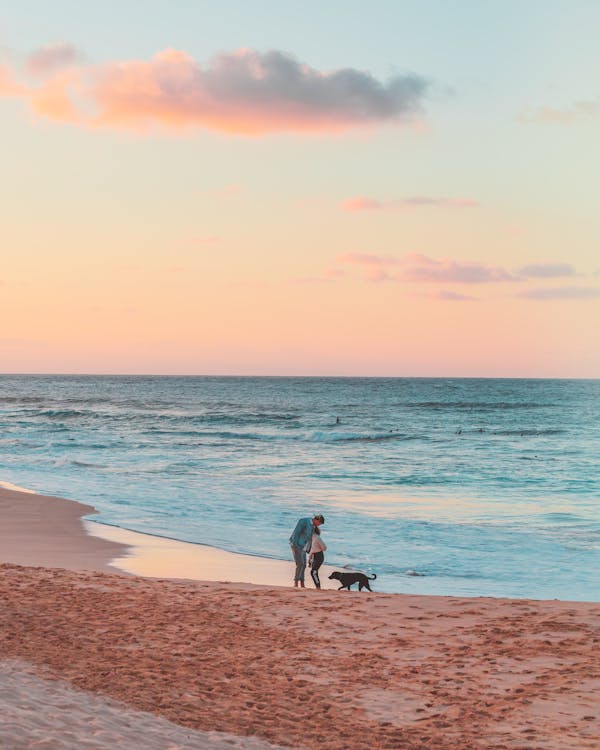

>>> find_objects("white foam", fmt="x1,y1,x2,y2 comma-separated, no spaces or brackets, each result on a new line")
0,480,36,494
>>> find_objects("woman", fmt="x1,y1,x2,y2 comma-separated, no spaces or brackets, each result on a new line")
307,525,327,589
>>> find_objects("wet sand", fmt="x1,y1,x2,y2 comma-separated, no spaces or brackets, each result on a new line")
0,483,339,588
0,483,127,572
1,484,599,749
83,519,340,588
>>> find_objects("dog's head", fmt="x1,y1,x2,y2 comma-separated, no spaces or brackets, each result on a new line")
328,571,342,581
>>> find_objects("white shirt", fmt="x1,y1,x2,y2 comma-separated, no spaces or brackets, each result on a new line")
309,532,327,554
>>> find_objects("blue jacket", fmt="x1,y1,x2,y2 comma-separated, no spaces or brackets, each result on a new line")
289,517,313,549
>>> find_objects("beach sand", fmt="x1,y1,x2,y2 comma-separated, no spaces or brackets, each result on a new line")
1,485,599,749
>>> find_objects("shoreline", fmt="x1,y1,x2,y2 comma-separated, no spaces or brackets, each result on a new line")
2,481,598,601
84,518,342,589
0,483,342,589
1,484,599,748
0,483,128,574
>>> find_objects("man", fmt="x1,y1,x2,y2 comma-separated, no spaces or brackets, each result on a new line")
289,514,325,588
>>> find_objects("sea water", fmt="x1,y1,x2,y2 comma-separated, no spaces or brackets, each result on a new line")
0,375,598,601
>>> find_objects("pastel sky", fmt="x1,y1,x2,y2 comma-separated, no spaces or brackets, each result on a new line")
1,1,599,376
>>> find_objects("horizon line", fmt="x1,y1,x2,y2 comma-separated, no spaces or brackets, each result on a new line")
1,372,598,381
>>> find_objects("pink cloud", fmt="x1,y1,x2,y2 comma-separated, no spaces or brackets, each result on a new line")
1,47,429,135
335,252,518,284
0,64,25,96
26,43,83,75
29,69,81,121
517,263,575,279
517,286,600,300
400,255,517,283
341,196,478,212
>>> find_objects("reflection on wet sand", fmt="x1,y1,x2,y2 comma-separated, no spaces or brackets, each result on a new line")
85,520,339,589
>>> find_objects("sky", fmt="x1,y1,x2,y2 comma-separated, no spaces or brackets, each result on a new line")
1,1,599,377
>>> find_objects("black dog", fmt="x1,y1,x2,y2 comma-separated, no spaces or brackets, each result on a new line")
328,570,377,592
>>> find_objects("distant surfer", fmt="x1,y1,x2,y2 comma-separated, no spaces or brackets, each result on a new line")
336,416,340,424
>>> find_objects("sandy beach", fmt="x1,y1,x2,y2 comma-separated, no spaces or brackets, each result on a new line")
1,485,599,750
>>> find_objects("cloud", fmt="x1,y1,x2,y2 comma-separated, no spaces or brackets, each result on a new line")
522,99,600,124
399,253,517,283
0,64,24,96
1,47,430,135
517,286,600,300
335,252,517,284
341,195,478,212
29,69,81,121
26,43,83,75
517,263,576,279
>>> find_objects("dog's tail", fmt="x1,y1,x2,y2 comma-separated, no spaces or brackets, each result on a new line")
368,573,377,580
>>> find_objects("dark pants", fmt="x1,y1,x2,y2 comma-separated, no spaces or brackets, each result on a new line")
310,551,324,588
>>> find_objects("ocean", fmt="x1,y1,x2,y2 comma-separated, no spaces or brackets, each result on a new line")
1,375,598,600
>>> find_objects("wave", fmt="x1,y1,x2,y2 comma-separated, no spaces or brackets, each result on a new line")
309,431,420,443
28,409,99,420
7,407,302,427
408,401,553,410
49,442,115,450
53,457,109,469
141,429,276,442
0,438,36,447
150,411,301,426
0,396,47,404
491,428,564,436
154,429,421,444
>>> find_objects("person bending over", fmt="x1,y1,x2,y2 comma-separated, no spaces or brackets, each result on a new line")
289,514,325,588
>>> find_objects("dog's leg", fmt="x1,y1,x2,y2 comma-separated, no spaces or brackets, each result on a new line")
338,585,345,590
